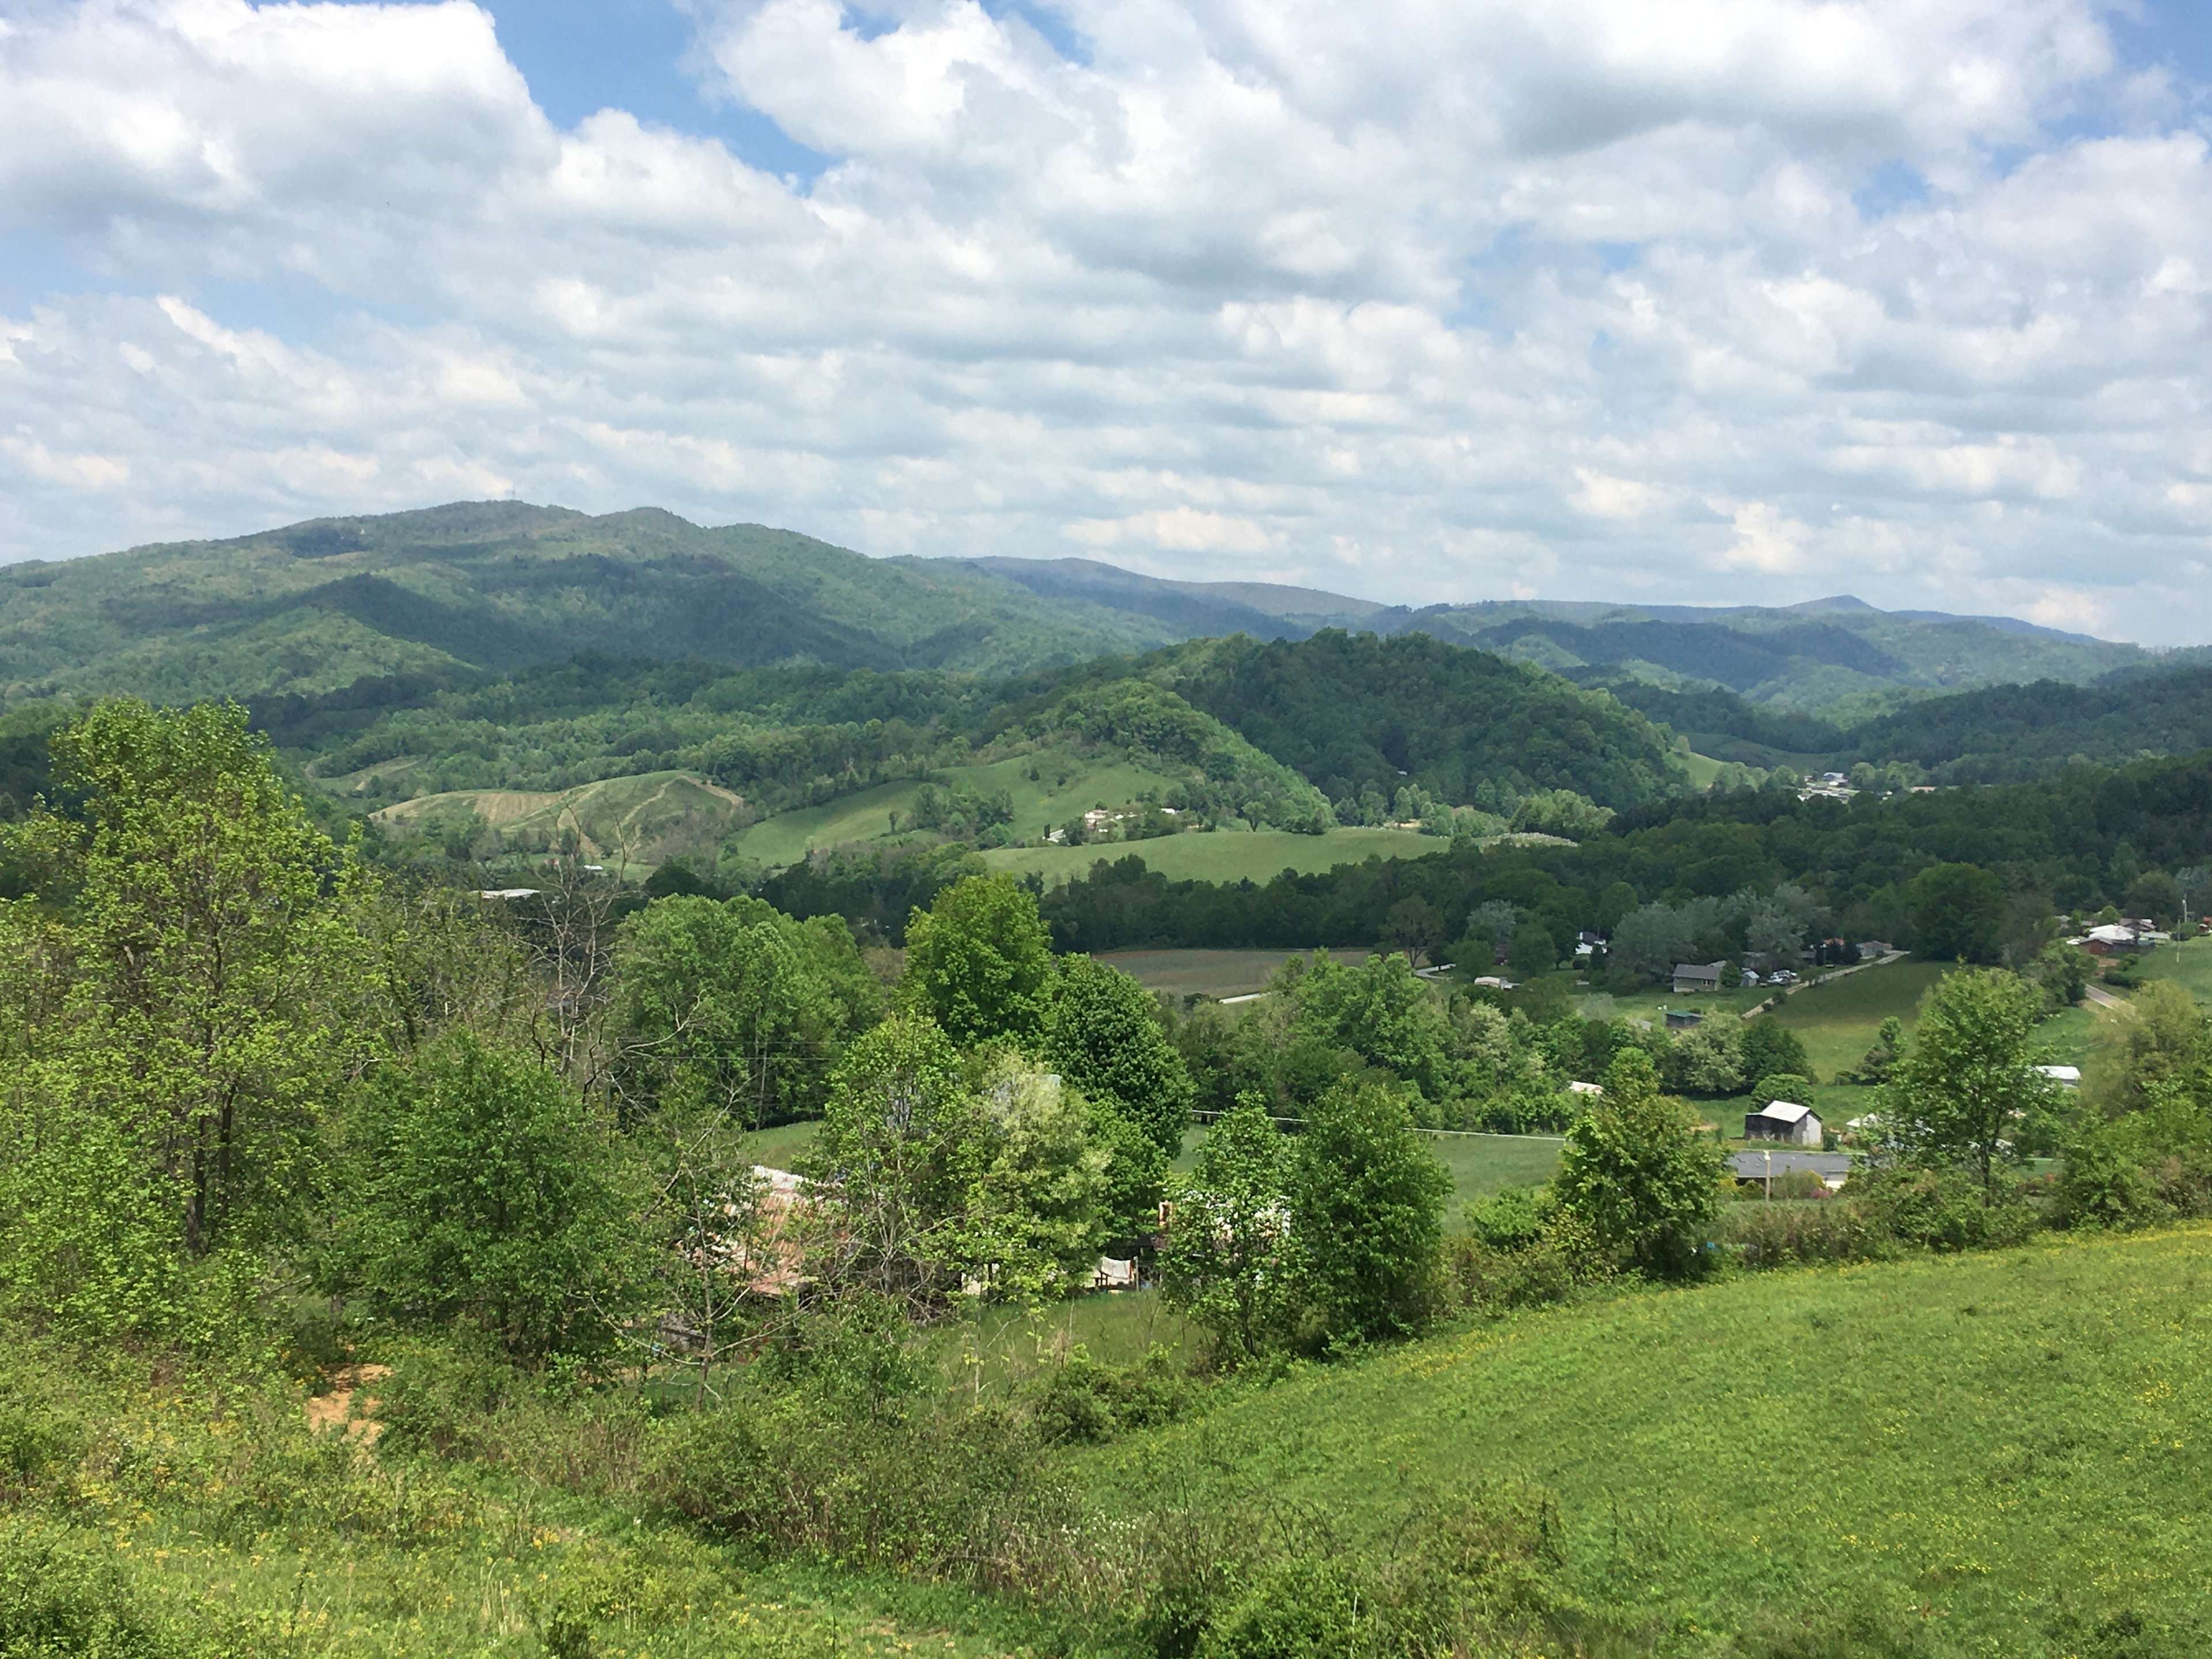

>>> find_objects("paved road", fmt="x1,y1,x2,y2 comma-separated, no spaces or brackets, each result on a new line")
2083,983,2127,1011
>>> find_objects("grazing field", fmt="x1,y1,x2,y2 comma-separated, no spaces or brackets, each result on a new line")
2142,934,2212,1007
983,825,1440,887
724,748,1177,868
1079,1225,2212,1654
1768,958,1944,1080
1097,946,1376,1001
1577,983,1775,1028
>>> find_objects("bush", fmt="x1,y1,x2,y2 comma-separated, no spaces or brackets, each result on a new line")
1849,1167,2041,1253
0,1517,268,1659
1029,1349,1188,1447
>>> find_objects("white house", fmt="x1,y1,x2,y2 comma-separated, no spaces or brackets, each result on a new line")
1743,1101,1823,1146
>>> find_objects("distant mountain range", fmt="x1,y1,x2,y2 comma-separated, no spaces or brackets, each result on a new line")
0,502,2195,717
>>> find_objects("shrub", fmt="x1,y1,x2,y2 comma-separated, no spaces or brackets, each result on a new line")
1849,1167,2041,1253
1029,1349,1188,1446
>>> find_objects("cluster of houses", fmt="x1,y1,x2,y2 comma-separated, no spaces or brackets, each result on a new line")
2072,919,2171,955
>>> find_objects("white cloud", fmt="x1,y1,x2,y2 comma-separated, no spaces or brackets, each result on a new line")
0,0,2206,641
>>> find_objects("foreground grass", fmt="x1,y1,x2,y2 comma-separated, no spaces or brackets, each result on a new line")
0,1343,1073,1659
1078,1225,2212,1656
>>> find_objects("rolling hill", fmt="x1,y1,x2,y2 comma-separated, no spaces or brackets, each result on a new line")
1,502,2188,722
0,502,1177,703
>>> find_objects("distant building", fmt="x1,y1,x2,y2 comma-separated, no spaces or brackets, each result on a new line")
1855,941,1895,961
1743,1101,1823,1146
1664,1007,1704,1031
2083,924,2144,956
1728,1149,1851,1190
1567,1080,1605,1097
2035,1065,2082,1088
1672,961,1725,994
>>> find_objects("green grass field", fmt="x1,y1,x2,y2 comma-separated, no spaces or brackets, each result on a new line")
748,1119,822,1169
725,748,1179,868
1179,1120,1562,1210
982,825,1437,888
1078,1225,2212,1654
1768,959,1944,1081
2141,934,2212,1006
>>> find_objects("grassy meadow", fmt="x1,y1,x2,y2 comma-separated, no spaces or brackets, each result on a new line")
1077,1225,2212,1654
725,748,1179,867
2141,933,2212,1006
1178,1119,1563,1210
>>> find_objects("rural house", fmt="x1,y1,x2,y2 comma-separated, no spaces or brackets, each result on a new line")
2081,923,2145,956
1743,1101,1823,1146
1672,961,1725,994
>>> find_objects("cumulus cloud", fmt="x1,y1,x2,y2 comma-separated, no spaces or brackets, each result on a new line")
0,0,2207,641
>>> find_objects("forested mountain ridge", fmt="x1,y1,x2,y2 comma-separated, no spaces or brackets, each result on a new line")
0,502,1181,703
2,501,2186,719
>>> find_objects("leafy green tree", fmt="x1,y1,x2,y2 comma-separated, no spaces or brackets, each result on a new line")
803,1015,986,1309
1749,1072,1813,1110
1740,1018,1812,1089
2080,980,2209,1119
1661,1022,1746,1096
2124,870,2186,929
2032,940,2092,1012
336,1032,647,1358
613,895,882,1126
1160,1094,1298,1359
1555,1049,1724,1278
1885,968,2058,1201
956,1058,1112,1304
1507,921,1557,979
0,700,371,1339
1906,862,2005,963
1043,954,1195,1153
898,873,1055,1047
1290,951,1458,1110
1290,1083,1452,1343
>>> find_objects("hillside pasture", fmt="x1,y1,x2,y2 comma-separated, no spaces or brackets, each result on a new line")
1079,1225,2212,1654
724,748,1181,868
983,825,1438,887
370,769,746,867
2141,934,2212,1007
1767,957,1944,1080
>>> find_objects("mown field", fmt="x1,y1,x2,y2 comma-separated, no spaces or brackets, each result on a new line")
1077,1225,2212,1655
982,825,1439,888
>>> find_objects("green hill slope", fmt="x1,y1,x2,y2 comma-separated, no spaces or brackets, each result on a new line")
1084,1227,2212,1653
0,502,1172,703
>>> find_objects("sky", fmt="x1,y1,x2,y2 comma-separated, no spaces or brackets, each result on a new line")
5,2,2212,641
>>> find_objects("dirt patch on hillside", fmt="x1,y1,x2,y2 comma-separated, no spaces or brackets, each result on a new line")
305,1362,392,1449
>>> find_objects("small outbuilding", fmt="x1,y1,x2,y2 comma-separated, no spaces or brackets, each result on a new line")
1672,961,1725,994
2035,1065,2082,1088
1567,1080,1605,1097
1664,1007,1704,1031
1743,1100,1823,1146
1728,1149,1852,1191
